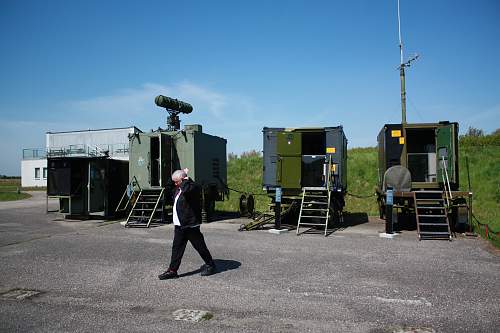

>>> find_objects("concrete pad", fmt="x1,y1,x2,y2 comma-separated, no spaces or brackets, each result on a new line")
379,232,398,239
268,228,289,235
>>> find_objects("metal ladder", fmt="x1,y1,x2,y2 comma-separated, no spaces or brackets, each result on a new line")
296,187,331,236
414,191,451,240
125,188,165,227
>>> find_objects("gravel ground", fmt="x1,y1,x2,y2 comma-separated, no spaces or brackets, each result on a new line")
0,192,498,332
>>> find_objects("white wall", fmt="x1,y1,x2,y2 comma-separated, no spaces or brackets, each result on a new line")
21,159,47,187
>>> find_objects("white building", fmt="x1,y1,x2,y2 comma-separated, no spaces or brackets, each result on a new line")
21,149,47,187
21,127,140,188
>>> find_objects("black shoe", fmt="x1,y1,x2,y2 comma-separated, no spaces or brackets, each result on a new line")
158,270,178,280
200,263,216,276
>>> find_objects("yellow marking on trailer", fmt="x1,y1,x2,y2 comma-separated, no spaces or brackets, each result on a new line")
326,147,336,153
391,130,402,137
399,137,405,144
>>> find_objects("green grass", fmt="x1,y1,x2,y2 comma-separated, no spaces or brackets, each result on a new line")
215,153,268,212
460,146,500,233
344,147,379,215
0,179,32,201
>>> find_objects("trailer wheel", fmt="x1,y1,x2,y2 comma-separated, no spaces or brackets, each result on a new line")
239,194,255,217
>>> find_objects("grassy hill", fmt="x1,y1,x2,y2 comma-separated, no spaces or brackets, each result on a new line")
217,144,499,245
459,146,500,232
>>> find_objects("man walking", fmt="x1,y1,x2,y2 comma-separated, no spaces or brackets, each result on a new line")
158,169,216,280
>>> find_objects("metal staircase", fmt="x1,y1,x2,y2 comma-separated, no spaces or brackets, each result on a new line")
296,187,331,236
125,188,165,227
414,191,451,240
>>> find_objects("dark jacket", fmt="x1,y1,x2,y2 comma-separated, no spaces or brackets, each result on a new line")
173,178,202,228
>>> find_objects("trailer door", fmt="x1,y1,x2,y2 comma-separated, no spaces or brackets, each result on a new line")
160,133,172,187
276,132,301,189
129,133,151,187
436,124,456,185
88,160,106,213
263,128,283,188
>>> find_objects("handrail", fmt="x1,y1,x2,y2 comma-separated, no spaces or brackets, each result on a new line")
441,156,453,207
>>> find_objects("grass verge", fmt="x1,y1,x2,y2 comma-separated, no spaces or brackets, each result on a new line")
0,179,32,201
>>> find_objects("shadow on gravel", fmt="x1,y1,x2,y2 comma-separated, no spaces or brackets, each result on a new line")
211,211,241,222
213,259,241,272
341,212,369,227
177,259,241,278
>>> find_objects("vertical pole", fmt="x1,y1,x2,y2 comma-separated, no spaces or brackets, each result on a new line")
398,0,406,125
275,187,282,229
400,65,407,125
466,156,473,232
385,187,394,234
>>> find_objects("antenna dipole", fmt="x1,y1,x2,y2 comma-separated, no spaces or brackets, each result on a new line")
398,0,403,65
397,0,419,125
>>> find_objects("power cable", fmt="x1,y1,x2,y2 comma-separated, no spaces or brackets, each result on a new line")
346,191,376,199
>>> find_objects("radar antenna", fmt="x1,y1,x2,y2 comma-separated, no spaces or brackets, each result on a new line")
154,95,193,131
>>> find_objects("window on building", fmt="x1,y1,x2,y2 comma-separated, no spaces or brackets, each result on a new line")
43,167,47,179
35,168,40,179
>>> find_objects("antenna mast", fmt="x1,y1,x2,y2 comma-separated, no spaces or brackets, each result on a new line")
397,0,418,125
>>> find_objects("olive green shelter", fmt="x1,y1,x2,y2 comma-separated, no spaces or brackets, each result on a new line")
258,126,348,234
129,124,226,191
376,121,471,240
263,126,347,194
121,124,227,227
377,121,459,191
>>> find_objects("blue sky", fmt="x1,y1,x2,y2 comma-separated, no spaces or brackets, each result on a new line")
1,0,499,175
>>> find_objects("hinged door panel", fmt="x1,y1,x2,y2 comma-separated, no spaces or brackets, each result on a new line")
436,124,455,185
277,156,301,189
277,132,302,156
88,160,106,213
129,133,151,188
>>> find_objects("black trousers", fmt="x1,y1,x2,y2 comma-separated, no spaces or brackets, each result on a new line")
169,226,214,271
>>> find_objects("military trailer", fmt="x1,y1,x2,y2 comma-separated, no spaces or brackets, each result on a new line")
45,127,135,218
376,122,471,240
118,96,227,227
47,157,128,218
261,126,347,235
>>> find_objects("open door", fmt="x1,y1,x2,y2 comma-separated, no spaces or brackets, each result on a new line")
276,132,302,189
436,124,456,188
129,133,151,188
88,160,106,213
160,133,172,187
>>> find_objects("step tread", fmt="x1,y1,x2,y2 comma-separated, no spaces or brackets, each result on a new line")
298,222,328,226
419,223,449,226
418,214,447,218
300,215,328,218
303,201,328,205
417,206,446,209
